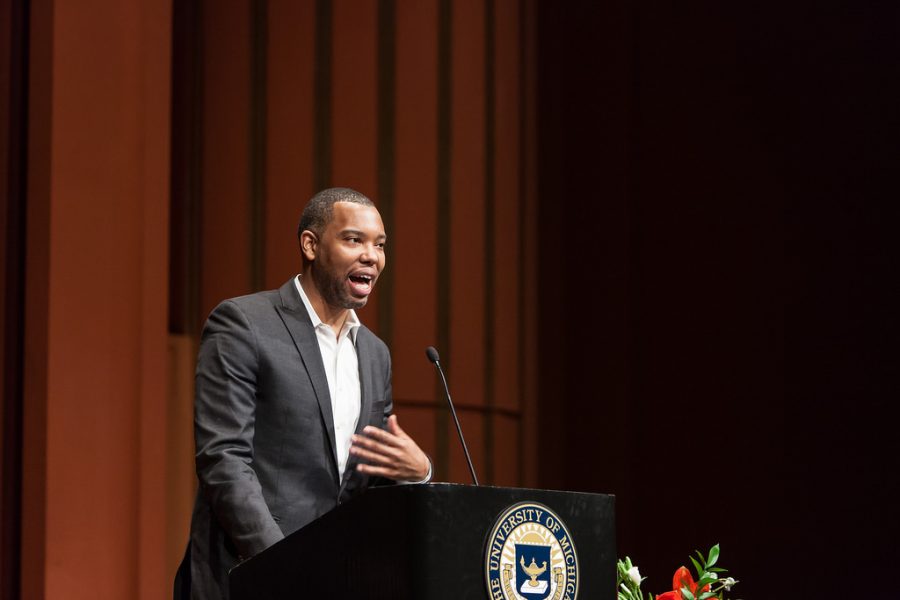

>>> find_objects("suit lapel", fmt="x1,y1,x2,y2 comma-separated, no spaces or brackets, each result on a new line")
340,333,375,490
273,279,339,481
354,333,375,434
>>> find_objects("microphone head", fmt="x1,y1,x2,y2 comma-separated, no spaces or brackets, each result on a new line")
425,346,440,364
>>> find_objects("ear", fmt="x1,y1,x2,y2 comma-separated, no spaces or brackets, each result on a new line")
300,230,318,262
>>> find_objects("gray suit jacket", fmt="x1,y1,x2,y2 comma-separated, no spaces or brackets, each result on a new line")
182,278,392,600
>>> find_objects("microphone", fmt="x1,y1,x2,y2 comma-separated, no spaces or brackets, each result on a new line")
425,346,479,485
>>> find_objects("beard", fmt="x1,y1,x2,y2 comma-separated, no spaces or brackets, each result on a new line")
316,270,369,310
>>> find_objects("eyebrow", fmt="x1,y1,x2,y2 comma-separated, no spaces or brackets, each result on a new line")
339,229,387,242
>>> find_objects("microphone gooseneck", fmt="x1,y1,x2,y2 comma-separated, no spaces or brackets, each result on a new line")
424,346,479,486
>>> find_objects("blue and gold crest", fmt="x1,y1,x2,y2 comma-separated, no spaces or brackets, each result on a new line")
484,502,579,600
516,543,551,597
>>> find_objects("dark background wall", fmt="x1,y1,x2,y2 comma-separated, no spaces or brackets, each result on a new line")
1,1,27,597
537,1,899,598
3,0,898,598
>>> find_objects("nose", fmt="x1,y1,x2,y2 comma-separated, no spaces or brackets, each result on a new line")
359,243,377,264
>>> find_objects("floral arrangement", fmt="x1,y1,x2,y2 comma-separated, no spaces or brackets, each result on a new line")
616,544,739,600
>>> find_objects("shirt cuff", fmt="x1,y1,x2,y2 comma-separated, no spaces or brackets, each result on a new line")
397,456,433,485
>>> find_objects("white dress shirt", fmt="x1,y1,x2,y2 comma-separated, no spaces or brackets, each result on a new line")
295,276,360,480
294,275,432,484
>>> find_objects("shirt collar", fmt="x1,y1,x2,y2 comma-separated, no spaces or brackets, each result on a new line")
294,275,360,343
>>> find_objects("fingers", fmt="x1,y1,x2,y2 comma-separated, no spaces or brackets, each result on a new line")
349,416,429,481
386,414,410,440
355,463,397,478
357,423,402,447
349,430,402,468
353,430,401,456
349,439,397,465
349,442,408,480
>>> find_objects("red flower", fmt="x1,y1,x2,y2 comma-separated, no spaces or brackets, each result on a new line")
656,566,710,600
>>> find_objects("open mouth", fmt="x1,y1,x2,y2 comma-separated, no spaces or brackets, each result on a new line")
348,272,375,296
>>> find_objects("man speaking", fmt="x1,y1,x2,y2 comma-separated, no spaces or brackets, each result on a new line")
176,188,431,600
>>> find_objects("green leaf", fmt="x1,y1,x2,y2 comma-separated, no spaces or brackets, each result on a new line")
710,567,727,573
707,544,720,568
698,593,718,600
681,587,696,600
690,556,704,579
618,583,637,600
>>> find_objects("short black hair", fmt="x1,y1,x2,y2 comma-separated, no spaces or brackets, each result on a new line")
297,187,374,240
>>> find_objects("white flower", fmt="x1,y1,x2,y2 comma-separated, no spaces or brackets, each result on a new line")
723,577,736,591
627,566,642,587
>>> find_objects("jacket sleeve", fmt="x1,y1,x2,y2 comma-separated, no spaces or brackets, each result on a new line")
194,300,284,558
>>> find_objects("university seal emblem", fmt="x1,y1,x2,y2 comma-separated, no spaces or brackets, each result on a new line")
484,502,579,600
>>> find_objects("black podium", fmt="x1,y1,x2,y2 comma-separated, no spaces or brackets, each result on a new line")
230,483,615,600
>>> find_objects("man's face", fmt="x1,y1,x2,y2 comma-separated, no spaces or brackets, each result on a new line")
309,201,386,310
